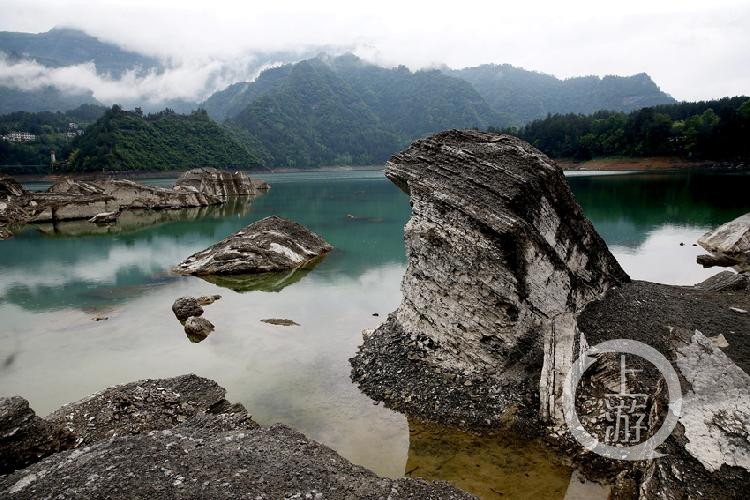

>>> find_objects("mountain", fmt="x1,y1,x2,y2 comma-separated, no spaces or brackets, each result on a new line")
64,106,258,172
0,85,100,115
446,64,676,126
221,54,498,167
0,27,161,76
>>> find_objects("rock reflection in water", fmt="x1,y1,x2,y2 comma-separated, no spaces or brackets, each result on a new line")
30,197,257,238
405,420,571,499
198,265,320,293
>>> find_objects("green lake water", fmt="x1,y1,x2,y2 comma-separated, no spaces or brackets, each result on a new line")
2,169,750,498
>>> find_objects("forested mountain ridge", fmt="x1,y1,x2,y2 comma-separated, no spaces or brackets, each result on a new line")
220,54,499,167
507,96,750,161
63,106,258,172
446,64,676,126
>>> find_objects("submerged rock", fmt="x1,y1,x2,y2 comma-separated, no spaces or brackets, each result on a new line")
352,131,628,429
174,167,259,197
0,375,471,499
698,212,750,272
261,318,300,326
174,215,332,276
171,296,204,321
196,294,221,305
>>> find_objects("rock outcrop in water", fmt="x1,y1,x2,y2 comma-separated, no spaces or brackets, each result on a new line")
351,130,750,498
352,130,629,429
174,216,333,276
0,375,470,499
697,212,750,272
175,167,261,198
0,170,268,231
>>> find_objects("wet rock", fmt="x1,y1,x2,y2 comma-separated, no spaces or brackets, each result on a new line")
698,212,750,272
351,131,627,429
0,227,12,240
196,294,221,305
0,376,471,499
174,215,333,276
0,396,74,475
171,296,204,321
184,316,215,339
174,167,260,198
261,318,300,326
88,211,120,224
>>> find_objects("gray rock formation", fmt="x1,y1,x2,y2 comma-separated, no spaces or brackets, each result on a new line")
352,131,628,429
698,212,750,272
174,167,259,198
174,215,333,276
88,211,120,224
171,296,204,321
0,397,73,475
0,375,470,499
0,174,25,198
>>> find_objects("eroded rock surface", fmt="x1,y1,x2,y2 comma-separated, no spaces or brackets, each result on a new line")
175,167,259,197
172,296,204,321
351,130,628,429
174,215,332,275
698,212,750,272
0,375,471,499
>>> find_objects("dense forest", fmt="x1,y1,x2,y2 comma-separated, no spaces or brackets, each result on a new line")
0,104,105,171
63,106,258,172
503,97,750,161
224,55,498,167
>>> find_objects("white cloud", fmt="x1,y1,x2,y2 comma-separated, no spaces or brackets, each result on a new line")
0,0,748,103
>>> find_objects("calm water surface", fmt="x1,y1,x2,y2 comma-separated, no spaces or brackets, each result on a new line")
2,169,750,499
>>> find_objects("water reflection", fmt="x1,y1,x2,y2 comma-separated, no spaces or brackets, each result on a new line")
405,420,571,499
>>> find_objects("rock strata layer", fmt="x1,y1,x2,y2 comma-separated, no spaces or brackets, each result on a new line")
0,375,470,499
174,215,333,275
175,167,259,197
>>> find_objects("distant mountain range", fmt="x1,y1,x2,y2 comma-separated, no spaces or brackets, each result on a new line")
0,28,680,168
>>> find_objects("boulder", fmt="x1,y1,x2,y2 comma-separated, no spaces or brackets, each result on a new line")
174,215,333,276
174,167,259,197
46,178,104,196
0,376,471,499
196,294,221,305
184,316,215,340
171,296,204,321
351,131,628,429
698,212,750,272
0,396,73,475
0,174,25,198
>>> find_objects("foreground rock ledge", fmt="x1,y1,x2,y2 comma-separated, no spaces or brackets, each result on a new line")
0,375,470,499
174,215,333,275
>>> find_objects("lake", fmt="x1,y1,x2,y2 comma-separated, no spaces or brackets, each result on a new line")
2,169,749,499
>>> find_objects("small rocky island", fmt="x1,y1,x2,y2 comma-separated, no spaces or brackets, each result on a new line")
0,167,266,239
174,215,333,275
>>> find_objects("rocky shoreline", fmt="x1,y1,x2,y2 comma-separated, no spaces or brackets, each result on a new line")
0,375,470,499
0,167,267,239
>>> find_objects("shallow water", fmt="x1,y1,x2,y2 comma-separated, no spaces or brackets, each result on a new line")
2,169,750,498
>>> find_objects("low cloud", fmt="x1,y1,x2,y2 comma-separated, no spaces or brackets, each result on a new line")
0,52,290,107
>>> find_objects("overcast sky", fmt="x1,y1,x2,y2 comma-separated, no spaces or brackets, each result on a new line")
1,0,748,103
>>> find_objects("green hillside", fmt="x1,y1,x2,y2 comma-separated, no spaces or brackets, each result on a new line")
64,106,258,172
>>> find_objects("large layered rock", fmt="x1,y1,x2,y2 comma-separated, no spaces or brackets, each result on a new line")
352,131,628,429
174,215,333,275
174,167,259,197
697,212,750,272
0,375,470,499
0,174,25,198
